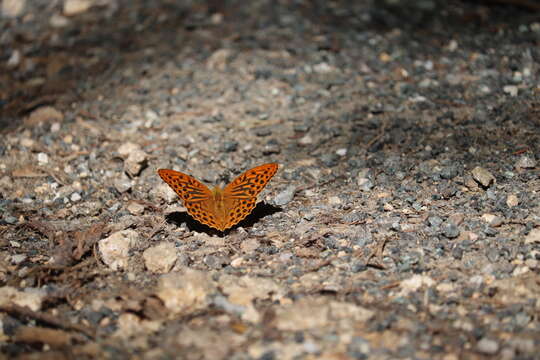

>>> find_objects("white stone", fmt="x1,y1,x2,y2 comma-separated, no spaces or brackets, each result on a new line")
399,274,435,295
525,228,540,245
64,0,93,16
143,242,177,274
37,152,48,165
506,194,519,207
0,286,46,311
2,0,25,17
98,230,139,271
155,269,215,315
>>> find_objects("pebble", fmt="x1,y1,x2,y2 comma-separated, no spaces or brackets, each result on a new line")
1,0,25,17
10,254,26,264
274,185,295,206
399,275,435,295
113,174,132,193
524,228,540,245
63,0,93,16
328,196,341,206
118,142,148,177
37,152,49,165
476,337,499,355
440,165,459,180
154,182,178,203
70,192,82,202
0,286,46,311
357,178,374,191
428,216,443,227
25,106,63,125
230,257,244,268
503,85,518,97
442,221,460,239
98,230,139,271
3,215,17,224
50,13,70,27
155,269,215,315
298,134,313,145
126,201,145,215
481,214,503,227
143,242,177,273
506,194,519,207
471,166,495,188
515,155,537,169
7,49,21,68
222,141,238,153
124,149,148,177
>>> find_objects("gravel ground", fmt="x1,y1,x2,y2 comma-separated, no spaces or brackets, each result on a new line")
1,1,539,359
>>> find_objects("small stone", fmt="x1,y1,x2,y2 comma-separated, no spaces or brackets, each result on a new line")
155,269,215,315
7,49,21,68
3,215,17,224
70,192,81,202
274,185,295,206
2,0,25,17
515,155,537,169
440,165,459,180
230,257,244,268
98,230,139,271
221,141,238,152
118,142,141,157
399,274,435,295
10,254,26,264
113,174,132,193
114,313,160,339
476,337,499,355
320,153,338,167
428,216,443,228
506,194,519,207
298,134,313,145
20,138,34,148
64,0,93,16
126,201,145,215
124,149,148,177
503,85,518,97
0,287,46,311
50,13,70,27
481,214,503,227
37,152,49,165
471,166,495,188
357,178,374,191
328,196,341,206
524,228,540,245
262,142,280,155
442,221,460,239
336,148,347,156
143,242,177,274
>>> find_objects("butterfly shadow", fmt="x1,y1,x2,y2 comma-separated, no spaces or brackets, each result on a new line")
165,202,282,236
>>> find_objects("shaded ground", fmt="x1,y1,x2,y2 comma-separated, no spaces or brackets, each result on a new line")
0,0,539,359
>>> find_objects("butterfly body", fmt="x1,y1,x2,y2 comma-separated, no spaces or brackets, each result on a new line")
158,163,278,231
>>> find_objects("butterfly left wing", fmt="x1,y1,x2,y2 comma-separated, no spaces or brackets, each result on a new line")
157,169,212,202
158,169,226,230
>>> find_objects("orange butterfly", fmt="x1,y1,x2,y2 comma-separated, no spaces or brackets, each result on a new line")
158,163,278,231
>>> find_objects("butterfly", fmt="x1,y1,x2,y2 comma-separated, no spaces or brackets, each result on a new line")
157,163,278,231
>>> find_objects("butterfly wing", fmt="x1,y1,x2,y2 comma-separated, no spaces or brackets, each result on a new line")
222,163,278,229
157,169,221,230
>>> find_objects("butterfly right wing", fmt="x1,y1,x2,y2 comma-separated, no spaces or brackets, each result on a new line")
221,163,278,230
157,169,221,229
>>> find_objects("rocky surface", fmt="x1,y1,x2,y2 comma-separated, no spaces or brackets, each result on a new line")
0,0,539,359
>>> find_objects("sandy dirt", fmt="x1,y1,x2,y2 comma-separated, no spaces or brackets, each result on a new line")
0,1,539,359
